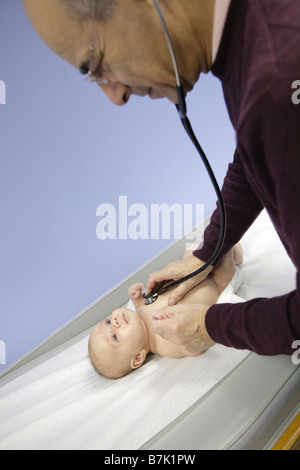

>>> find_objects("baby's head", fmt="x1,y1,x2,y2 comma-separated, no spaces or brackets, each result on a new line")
89,308,150,379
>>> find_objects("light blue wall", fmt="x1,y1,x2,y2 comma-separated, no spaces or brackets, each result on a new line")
0,1,235,373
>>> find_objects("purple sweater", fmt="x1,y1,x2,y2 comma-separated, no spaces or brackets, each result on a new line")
193,0,300,355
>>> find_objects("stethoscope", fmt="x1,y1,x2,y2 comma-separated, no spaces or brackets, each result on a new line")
142,0,226,305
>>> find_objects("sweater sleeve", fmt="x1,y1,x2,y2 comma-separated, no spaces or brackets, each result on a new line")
193,0,300,356
195,86,300,356
193,149,263,263
205,284,300,355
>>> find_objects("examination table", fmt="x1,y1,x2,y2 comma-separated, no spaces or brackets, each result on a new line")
0,211,299,450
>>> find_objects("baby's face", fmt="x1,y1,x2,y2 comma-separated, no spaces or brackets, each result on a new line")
89,308,148,375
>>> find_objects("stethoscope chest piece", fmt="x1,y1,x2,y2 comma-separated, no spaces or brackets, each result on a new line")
142,289,158,305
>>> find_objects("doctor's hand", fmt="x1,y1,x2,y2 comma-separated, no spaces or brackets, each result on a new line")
150,303,215,356
145,255,213,306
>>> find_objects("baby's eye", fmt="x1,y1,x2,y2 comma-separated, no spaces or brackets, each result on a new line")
106,319,111,325
113,333,118,342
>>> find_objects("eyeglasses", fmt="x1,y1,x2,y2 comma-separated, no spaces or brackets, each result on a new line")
86,3,108,85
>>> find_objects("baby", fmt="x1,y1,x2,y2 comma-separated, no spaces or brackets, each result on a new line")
89,244,243,379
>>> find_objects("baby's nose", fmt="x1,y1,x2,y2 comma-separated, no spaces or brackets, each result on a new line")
113,317,120,328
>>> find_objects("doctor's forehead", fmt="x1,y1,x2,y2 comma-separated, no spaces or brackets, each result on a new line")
23,0,92,69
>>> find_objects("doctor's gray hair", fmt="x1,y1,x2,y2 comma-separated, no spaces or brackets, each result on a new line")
61,0,117,22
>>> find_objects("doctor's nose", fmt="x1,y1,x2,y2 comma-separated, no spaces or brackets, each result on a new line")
98,82,130,106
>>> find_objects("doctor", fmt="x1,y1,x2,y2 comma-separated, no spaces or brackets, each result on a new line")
23,0,300,358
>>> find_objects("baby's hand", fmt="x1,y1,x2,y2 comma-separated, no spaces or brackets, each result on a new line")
128,283,145,301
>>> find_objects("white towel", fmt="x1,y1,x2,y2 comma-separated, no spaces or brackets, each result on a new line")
0,344,249,450
217,266,245,305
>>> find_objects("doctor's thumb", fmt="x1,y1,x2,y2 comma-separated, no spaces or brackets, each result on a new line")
168,282,192,306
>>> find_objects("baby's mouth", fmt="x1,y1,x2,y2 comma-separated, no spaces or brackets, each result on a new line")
123,313,129,324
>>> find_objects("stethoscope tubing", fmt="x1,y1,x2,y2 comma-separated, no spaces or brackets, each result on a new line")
143,1,227,304
143,88,226,304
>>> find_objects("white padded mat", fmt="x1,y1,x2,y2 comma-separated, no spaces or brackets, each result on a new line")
0,211,296,450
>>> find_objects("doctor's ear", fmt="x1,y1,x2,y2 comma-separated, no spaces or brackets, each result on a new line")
131,350,147,370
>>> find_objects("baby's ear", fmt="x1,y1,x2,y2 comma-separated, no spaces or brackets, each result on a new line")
131,350,147,370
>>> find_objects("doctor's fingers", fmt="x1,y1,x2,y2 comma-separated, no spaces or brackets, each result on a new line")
145,268,173,296
167,277,202,306
150,306,184,343
151,303,214,354
150,304,203,344
145,257,195,295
